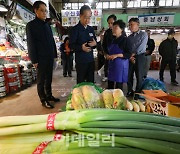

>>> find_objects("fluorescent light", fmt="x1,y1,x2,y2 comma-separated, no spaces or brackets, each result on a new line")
0,4,8,12
157,29,163,33
165,29,169,32
150,29,156,32
89,0,93,3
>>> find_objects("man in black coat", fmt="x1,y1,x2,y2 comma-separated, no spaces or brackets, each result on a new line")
159,29,178,86
26,1,60,108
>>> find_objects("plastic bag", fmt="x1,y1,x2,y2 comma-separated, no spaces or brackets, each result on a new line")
141,77,167,92
66,82,103,110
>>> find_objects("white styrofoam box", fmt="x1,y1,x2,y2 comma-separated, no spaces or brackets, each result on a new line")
0,76,5,82
0,72,4,76
0,82,5,87
0,86,6,92
9,81,18,86
0,92,6,97
7,72,18,78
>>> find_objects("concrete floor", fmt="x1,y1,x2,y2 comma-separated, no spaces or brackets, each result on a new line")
0,67,179,117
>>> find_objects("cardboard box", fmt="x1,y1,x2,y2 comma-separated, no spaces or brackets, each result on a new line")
140,90,180,118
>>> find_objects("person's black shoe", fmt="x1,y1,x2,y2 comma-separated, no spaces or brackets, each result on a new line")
68,74,72,77
171,80,179,86
126,91,134,97
63,74,67,77
160,78,164,82
134,94,139,100
177,68,180,72
41,100,54,109
47,96,60,102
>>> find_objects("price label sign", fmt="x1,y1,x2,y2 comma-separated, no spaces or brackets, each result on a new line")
147,100,168,116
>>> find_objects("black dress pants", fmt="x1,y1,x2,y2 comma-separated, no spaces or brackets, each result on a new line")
62,55,72,76
37,58,54,102
76,62,95,84
159,59,176,82
127,53,146,93
97,54,105,70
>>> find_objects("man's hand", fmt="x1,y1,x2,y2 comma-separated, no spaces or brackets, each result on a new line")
145,50,150,55
82,43,91,52
105,54,111,60
130,56,136,64
107,54,123,60
109,54,117,60
88,39,97,47
33,63,38,69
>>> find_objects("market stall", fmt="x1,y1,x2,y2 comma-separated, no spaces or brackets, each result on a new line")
0,4,37,98
0,80,180,153
0,0,179,153
0,105,180,153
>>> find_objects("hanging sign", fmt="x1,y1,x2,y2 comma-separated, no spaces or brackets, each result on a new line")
128,13,174,26
61,9,102,27
16,4,35,23
138,14,174,25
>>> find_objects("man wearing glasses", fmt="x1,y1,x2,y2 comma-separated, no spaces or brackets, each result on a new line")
26,1,60,109
127,18,148,99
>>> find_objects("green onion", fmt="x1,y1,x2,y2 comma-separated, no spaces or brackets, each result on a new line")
77,128,180,144
80,121,180,132
115,137,180,154
0,109,180,154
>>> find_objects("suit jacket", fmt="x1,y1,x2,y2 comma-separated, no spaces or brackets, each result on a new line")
26,17,57,64
69,22,96,63
146,38,155,55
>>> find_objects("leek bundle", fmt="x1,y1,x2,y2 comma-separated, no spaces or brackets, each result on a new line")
0,109,180,154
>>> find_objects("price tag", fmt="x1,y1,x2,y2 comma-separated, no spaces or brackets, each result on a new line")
149,101,167,116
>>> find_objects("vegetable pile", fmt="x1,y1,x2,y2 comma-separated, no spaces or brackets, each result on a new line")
67,84,145,112
0,109,180,154
170,91,180,98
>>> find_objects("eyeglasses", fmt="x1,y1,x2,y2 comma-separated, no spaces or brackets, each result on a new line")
83,16,91,19
38,9,48,13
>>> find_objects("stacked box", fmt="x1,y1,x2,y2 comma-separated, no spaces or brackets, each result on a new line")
4,64,20,92
0,65,6,97
21,69,33,86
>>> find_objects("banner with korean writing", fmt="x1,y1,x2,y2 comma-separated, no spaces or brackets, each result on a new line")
138,14,174,26
61,10,102,27
128,14,175,26
17,4,35,23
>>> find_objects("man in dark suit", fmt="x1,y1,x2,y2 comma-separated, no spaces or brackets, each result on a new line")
26,1,60,109
69,5,97,84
